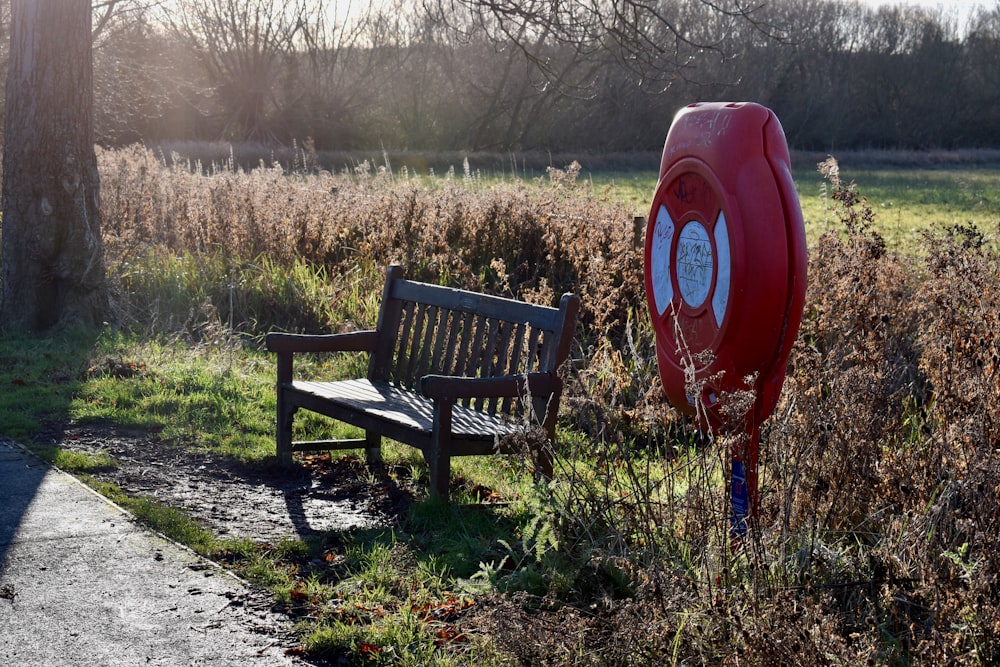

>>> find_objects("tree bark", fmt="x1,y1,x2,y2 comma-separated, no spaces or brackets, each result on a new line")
2,0,107,331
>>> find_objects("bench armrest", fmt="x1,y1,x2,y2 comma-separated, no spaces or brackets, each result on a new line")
418,372,560,401
265,330,378,354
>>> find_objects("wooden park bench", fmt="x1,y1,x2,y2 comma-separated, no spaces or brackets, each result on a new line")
265,264,580,501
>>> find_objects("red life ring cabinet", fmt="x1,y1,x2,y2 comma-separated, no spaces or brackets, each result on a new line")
644,102,807,534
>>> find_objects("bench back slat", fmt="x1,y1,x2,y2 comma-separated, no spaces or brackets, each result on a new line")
441,310,463,376
456,313,487,408
486,320,514,414
404,301,428,385
499,321,526,414
392,300,417,385
470,316,500,411
414,304,439,384
463,313,489,377
369,267,577,419
526,326,543,372
428,306,451,374
371,265,407,381
452,310,475,378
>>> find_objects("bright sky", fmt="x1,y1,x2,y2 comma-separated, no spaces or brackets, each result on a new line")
849,0,992,25
852,0,987,8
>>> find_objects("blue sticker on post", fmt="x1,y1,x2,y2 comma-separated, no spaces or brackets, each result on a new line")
730,459,749,538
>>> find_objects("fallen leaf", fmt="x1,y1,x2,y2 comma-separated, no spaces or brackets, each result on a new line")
289,582,309,602
434,625,469,645
359,642,382,655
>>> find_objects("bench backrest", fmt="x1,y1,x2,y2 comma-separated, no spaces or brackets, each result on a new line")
369,265,579,416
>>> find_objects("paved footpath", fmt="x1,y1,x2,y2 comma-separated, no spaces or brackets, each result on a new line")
0,439,309,666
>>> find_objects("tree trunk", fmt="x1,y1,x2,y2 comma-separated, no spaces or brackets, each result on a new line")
2,0,107,331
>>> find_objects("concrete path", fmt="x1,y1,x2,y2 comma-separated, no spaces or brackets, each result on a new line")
0,439,308,666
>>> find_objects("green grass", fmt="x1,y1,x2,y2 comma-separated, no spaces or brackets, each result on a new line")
585,166,1000,253
66,334,276,460
0,329,100,438
542,161,1000,253
30,446,118,473
794,166,1000,249
577,170,658,210
290,504,531,665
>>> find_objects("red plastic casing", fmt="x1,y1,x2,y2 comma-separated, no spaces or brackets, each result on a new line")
644,102,807,433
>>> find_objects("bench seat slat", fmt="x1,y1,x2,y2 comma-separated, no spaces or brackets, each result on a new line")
289,379,521,439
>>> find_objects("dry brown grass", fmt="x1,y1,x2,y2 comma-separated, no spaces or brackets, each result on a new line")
97,146,1000,665
99,146,641,340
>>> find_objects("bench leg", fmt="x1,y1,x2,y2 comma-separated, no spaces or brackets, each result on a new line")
535,408,558,481
276,392,295,467
275,352,295,467
365,431,382,465
428,398,453,502
535,439,554,480
425,446,451,502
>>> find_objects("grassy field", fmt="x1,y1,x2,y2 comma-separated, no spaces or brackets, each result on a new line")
798,166,1000,249
582,164,1000,251
4,147,1000,665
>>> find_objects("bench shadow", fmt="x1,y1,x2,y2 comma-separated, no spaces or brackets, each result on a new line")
278,456,414,539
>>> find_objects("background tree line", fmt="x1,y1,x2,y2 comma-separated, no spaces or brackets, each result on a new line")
5,0,1000,156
